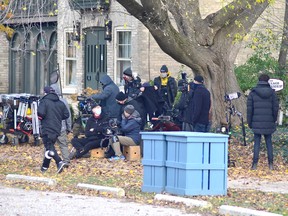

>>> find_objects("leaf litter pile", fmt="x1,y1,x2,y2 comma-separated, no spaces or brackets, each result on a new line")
0,127,287,215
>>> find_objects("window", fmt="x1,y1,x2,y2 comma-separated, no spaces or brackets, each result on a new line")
10,33,23,93
115,30,131,85
65,32,77,87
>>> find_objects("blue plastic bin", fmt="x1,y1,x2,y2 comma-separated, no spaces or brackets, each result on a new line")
140,132,167,193
165,132,229,196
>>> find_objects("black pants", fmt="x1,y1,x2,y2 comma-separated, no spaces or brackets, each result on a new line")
71,136,107,158
42,134,62,169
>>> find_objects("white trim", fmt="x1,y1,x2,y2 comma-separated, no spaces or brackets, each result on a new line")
114,27,132,85
63,30,77,91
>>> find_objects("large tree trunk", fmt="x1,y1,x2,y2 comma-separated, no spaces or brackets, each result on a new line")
278,0,288,71
116,0,270,126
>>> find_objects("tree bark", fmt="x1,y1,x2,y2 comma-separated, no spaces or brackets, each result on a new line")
278,0,288,71
116,0,270,126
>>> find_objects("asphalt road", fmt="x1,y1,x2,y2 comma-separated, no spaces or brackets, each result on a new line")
0,185,200,216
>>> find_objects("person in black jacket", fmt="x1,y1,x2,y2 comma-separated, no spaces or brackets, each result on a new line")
122,67,142,99
153,65,177,114
247,74,279,170
38,86,70,174
90,74,121,119
70,105,110,159
190,75,211,132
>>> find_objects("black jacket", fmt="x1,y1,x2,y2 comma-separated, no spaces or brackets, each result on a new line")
38,93,70,139
124,76,142,99
154,76,177,109
84,114,110,140
91,75,121,118
189,84,211,125
247,81,279,135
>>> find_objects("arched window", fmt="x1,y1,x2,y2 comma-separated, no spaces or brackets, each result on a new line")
23,33,32,93
49,32,58,83
10,32,23,93
36,32,48,94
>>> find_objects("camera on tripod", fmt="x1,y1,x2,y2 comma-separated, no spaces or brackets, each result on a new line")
224,92,241,102
178,72,190,92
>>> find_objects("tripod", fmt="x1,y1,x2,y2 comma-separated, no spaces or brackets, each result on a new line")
225,100,247,146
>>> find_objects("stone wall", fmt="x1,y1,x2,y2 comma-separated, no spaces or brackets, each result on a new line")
0,32,9,93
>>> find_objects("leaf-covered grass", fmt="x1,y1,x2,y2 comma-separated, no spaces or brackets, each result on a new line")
0,128,287,215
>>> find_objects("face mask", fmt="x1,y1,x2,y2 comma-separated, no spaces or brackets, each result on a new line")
160,73,167,78
93,107,102,116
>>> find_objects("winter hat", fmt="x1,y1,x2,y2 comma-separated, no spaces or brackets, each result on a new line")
115,92,127,101
44,86,54,94
123,67,133,77
194,75,204,84
124,104,135,115
50,83,61,95
160,65,168,73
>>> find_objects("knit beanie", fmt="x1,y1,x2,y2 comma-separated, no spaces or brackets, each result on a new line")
124,104,135,115
123,67,133,77
160,65,168,72
115,92,127,101
194,75,204,83
44,86,54,94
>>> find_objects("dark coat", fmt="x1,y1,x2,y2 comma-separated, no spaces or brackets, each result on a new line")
153,76,177,109
124,76,142,99
84,114,109,140
38,93,70,139
121,110,142,144
140,86,162,115
91,75,121,118
188,84,211,125
117,97,147,130
247,81,279,135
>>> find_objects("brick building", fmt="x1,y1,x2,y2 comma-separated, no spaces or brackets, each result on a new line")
0,0,285,95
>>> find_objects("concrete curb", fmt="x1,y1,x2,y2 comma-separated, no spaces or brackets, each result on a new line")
154,194,211,208
219,205,283,216
6,174,56,186
77,183,125,197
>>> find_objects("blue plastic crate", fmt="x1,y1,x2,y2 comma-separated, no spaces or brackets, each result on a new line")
165,132,229,196
140,132,167,193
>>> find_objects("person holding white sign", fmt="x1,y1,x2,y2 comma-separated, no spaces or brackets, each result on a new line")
247,74,279,170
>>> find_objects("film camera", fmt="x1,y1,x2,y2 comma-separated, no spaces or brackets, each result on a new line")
77,95,97,115
224,92,241,102
178,72,190,92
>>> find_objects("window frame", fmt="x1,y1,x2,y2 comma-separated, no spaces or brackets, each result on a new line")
63,29,78,93
114,28,132,85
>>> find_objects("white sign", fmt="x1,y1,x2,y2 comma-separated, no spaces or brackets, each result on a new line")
268,79,284,91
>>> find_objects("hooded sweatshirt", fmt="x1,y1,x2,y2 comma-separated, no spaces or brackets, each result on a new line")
91,75,120,118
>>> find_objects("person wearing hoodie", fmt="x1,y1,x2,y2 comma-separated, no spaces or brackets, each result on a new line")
247,74,279,170
90,74,121,119
38,86,70,174
108,104,142,161
50,83,72,166
153,65,177,114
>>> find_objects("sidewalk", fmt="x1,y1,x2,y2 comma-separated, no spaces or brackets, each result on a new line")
0,185,200,216
228,178,288,194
